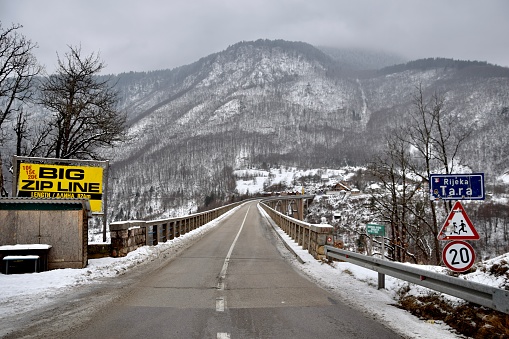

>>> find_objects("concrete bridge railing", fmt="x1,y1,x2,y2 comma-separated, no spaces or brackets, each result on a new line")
259,197,333,261
109,195,331,261
109,202,242,257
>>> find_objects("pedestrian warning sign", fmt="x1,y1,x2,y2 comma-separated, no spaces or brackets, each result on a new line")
438,201,480,241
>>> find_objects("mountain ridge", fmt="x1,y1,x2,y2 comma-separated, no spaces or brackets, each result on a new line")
103,39,509,221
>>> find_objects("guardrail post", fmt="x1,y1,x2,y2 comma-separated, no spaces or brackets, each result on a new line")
307,228,311,250
159,224,168,242
378,272,385,289
169,221,174,240
152,225,158,245
296,224,301,246
145,225,150,246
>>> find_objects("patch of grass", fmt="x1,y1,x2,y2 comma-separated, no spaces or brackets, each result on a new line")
342,268,354,276
398,294,509,338
489,260,508,277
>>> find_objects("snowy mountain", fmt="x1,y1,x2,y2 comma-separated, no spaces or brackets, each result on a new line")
103,39,509,221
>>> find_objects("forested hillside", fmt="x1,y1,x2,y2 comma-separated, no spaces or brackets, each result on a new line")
99,40,509,222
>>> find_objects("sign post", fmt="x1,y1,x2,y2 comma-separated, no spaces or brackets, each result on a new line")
367,223,386,289
366,224,385,257
429,173,485,200
12,156,110,241
437,201,480,241
17,163,104,212
433,175,483,272
366,223,385,237
442,241,476,272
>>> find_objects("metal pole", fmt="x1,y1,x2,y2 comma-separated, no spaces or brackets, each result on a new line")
378,234,386,289
381,235,385,259
11,155,19,197
378,272,385,289
103,160,109,242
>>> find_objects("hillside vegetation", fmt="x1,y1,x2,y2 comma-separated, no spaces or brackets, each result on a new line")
101,40,509,227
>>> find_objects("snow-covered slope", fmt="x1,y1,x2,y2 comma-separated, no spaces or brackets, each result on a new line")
102,40,509,222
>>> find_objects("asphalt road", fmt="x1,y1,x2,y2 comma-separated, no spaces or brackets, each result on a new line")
7,201,401,338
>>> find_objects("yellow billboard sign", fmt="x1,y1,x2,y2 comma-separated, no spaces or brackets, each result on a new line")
17,163,104,212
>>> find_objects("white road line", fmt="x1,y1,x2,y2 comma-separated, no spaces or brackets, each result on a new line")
216,297,225,312
219,206,250,282
216,207,249,338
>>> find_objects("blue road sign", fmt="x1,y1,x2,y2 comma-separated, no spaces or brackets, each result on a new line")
429,173,485,200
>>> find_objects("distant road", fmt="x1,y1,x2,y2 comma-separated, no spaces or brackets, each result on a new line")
8,201,401,338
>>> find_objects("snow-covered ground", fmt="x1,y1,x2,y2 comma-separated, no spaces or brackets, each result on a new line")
1,203,503,338
233,166,352,195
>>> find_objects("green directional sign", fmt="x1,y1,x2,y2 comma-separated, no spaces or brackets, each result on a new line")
366,223,385,236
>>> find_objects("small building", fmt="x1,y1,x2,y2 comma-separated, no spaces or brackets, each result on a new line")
326,182,351,195
365,182,382,193
0,198,91,272
350,188,361,195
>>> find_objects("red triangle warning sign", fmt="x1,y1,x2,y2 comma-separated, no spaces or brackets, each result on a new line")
438,201,480,240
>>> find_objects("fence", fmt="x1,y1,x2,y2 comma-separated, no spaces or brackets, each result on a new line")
109,201,242,257
259,198,333,260
324,246,509,315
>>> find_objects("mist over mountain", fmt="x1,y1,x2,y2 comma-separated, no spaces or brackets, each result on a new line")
103,39,509,221
317,46,407,71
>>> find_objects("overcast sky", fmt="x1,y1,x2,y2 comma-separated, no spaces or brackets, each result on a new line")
1,0,508,75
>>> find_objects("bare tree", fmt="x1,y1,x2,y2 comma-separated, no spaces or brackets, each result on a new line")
407,85,472,263
39,45,126,159
0,23,41,129
370,85,471,264
0,22,41,195
13,107,53,157
369,132,427,263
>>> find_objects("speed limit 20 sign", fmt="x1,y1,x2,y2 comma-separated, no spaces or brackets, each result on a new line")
442,241,476,272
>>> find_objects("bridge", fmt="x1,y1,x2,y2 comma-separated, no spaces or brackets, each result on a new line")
4,195,507,338
3,197,406,338
109,195,325,260
54,199,400,338
108,195,509,317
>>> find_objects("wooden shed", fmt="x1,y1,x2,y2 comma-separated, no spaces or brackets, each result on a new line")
0,198,91,271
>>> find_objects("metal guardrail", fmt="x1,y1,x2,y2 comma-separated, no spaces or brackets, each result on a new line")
324,246,509,314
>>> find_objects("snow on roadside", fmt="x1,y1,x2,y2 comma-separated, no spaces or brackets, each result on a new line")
0,207,238,321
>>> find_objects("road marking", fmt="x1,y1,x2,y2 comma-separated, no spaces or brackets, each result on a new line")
216,297,225,312
218,206,250,285
216,207,248,338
